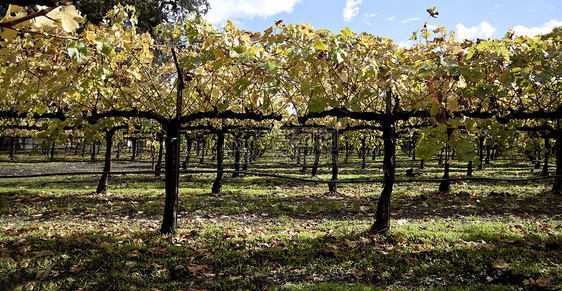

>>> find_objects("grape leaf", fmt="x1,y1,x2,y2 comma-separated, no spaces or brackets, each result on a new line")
313,42,329,51
308,97,328,113
67,41,87,63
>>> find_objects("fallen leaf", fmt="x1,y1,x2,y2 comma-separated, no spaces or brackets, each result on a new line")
35,270,50,280
17,245,31,254
24,282,37,291
34,250,54,257
0,257,15,264
536,277,551,287
347,268,364,279
405,257,417,265
19,258,33,268
344,239,357,248
121,265,130,276
73,236,91,245
491,258,509,269
306,273,325,281
191,248,211,257
70,262,86,273
356,236,369,244
188,264,214,277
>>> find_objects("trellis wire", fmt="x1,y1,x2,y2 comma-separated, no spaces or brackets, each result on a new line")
0,169,560,184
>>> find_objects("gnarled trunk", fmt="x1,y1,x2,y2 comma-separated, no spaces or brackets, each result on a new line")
552,133,562,193
361,137,366,170
311,133,320,177
371,122,395,234
233,135,241,178
96,129,117,194
155,135,164,177
212,131,225,194
160,122,181,234
328,130,339,193
243,137,250,170
183,137,192,170
542,137,550,177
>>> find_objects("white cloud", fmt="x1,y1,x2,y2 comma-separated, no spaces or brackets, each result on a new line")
205,0,303,27
401,17,420,24
454,21,496,40
343,0,362,22
397,39,415,48
386,16,395,21
513,19,562,37
362,12,376,25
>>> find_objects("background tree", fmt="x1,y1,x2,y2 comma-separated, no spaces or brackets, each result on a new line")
75,0,209,34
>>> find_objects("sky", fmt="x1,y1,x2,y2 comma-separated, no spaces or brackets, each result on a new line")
202,0,561,46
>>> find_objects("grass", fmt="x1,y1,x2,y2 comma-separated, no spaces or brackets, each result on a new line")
0,150,561,290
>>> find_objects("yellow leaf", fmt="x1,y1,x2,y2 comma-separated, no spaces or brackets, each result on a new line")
59,5,82,33
0,4,26,23
0,5,28,40
536,277,551,287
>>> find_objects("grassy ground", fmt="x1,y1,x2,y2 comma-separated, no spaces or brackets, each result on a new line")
0,151,561,290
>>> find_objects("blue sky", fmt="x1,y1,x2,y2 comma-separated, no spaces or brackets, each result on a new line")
203,0,561,46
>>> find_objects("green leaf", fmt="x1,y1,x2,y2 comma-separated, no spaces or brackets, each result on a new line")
263,60,277,72
313,42,329,51
81,79,93,89
454,136,477,162
416,133,443,161
234,79,252,93
417,67,431,77
67,40,87,63
464,118,477,134
217,102,229,112
95,37,114,56
308,97,328,113
341,27,354,39
263,98,271,112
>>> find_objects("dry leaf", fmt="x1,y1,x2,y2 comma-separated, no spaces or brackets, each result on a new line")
188,264,214,277
536,277,551,287
491,258,509,269
191,248,210,257
19,258,33,268
70,262,86,273
344,239,357,248
121,266,130,276
306,273,325,281
35,270,50,280
405,257,417,265
347,268,364,279
24,282,37,291
34,250,54,257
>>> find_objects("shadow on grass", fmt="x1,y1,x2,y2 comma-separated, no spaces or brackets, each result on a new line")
1,222,560,290
1,179,560,224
